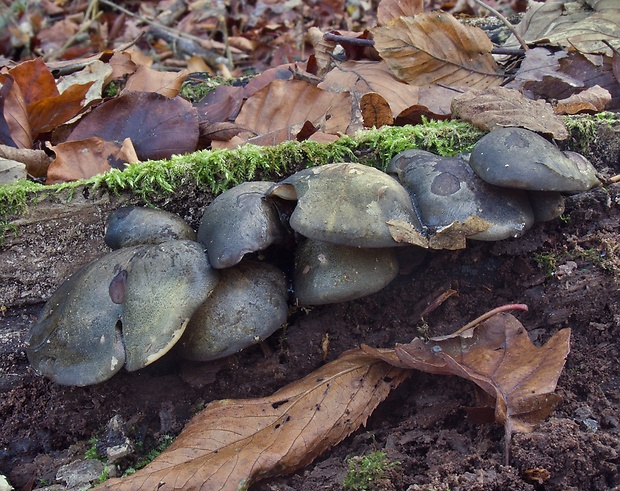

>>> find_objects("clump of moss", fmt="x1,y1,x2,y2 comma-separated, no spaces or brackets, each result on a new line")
342,451,400,491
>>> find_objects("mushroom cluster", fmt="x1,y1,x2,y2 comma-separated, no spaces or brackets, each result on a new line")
26,128,600,386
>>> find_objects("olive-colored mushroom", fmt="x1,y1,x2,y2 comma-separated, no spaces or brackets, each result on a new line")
26,240,219,385
528,191,565,222
267,163,426,248
469,127,600,192
26,247,140,386
120,240,220,371
293,238,399,305
177,260,288,361
105,206,196,250
388,149,535,242
197,181,288,269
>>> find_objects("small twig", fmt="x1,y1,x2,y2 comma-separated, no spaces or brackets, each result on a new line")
323,31,526,57
46,10,103,61
452,303,529,335
609,174,620,183
99,0,215,51
323,32,375,47
491,47,526,56
469,0,529,52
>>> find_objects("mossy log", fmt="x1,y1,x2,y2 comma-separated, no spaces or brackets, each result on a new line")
1,117,618,308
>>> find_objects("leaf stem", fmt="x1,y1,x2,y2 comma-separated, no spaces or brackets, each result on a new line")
469,0,529,52
452,303,529,335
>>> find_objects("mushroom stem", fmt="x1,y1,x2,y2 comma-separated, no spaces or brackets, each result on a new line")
452,303,529,335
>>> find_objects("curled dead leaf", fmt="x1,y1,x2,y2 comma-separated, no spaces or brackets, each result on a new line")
46,137,138,184
390,309,570,462
555,85,611,115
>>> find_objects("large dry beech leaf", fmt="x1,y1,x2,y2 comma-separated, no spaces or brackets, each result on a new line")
363,307,571,461
372,11,503,89
99,306,569,489
97,350,410,491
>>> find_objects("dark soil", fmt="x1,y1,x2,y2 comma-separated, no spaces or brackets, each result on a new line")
2,181,620,491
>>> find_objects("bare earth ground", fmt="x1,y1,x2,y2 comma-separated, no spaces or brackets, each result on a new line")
1,137,620,490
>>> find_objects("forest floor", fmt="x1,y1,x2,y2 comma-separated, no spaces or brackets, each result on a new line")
1,152,620,490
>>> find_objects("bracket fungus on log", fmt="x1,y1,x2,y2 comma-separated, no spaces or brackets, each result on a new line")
197,181,288,269
469,127,600,193
177,260,288,361
105,206,197,249
267,163,427,248
26,240,219,385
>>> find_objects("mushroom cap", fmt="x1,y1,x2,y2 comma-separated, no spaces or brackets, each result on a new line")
197,181,287,269
469,127,600,192
121,240,219,371
389,150,535,242
293,238,399,305
268,163,425,248
105,206,196,249
26,240,219,385
26,247,138,386
177,260,288,361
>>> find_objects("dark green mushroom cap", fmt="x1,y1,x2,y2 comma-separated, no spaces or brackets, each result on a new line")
105,206,196,250
469,127,600,193
293,238,399,305
121,240,219,371
26,247,139,386
197,181,287,269
177,260,288,361
26,240,219,385
267,163,426,248
389,149,535,242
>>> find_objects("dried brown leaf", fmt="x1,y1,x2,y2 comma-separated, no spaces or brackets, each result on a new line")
377,0,424,26
555,85,611,114
507,0,620,56
9,58,58,107
372,12,503,89
451,86,569,140
28,81,93,137
318,61,420,117
46,137,138,184
361,92,393,128
234,79,352,141
392,311,570,453
124,66,189,98
67,91,199,161
509,50,620,110
97,350,409,491
0,74,32,149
